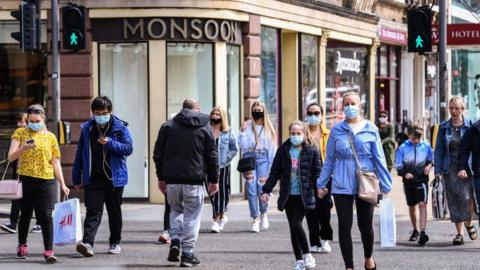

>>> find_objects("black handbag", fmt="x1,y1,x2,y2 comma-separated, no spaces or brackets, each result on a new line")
237,126,263,173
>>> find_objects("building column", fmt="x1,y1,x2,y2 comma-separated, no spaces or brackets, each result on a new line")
281,31,299,140
242,14,261,119
401,50,415,121
413,54,426,122
319,30,330,123
368,39,380,122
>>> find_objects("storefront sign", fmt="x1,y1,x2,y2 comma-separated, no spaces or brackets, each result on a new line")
432,24,480,46
378,27,407,46
91,18,242,44
335,51,361,75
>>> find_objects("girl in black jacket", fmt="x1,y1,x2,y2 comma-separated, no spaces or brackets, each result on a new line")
261,120,322,270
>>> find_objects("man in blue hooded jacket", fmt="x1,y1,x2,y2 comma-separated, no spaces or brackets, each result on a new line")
72,96,133,257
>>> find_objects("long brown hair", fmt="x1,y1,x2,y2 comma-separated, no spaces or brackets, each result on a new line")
251,101,276,144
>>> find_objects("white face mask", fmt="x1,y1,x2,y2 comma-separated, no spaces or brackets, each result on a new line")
379,117,387,124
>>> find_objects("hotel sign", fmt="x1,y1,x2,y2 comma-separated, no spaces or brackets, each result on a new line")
432,24,480,46
92,18,242,44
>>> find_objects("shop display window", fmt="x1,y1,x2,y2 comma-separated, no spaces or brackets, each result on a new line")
325,41,369,128
167,43,214,116
260,27,280,131
299,34,319,117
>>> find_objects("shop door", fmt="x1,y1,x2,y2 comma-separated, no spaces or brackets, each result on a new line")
99,43,149,198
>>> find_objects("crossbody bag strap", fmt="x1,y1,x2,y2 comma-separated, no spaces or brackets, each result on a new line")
1,159,10,181
252,126,264,151
347,133,363,170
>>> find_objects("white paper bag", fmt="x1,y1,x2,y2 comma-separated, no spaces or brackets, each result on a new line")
379,198,396,248
53,198,82,246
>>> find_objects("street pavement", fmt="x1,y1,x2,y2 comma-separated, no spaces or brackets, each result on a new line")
0,176,479,269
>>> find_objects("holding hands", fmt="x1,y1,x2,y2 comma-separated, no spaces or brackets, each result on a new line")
260,193,269,203
317,188,328,199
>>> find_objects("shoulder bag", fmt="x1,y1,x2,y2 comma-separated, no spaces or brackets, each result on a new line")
0,160,23,200
237,126,264,173
348,134,380,205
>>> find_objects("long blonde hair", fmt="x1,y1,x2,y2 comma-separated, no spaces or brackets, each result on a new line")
251,101,276,143
210,106,230,132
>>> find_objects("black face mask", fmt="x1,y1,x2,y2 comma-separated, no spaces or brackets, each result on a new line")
211,118,222,125
252,111,264,120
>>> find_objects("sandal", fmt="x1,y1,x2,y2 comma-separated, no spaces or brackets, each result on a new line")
465,225,478,241
453,234,464,245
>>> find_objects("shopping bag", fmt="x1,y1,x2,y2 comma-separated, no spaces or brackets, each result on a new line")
431,176,448,219
379,198,396,248
53,198,82,246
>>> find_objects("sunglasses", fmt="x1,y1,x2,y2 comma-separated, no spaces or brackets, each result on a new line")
27,108,44,115
306,111,321,116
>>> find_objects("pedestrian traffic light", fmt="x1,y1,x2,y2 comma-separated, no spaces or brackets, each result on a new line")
408,7,433,54
10,2,40,52
62,4,86,50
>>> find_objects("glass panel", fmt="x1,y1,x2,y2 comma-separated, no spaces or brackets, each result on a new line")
325,42,369,129
227,45,241,194
451,48,480,120
260,27,279,130
380,45,388,77
300,34,319,117
167,43,213,115
0,21,47,43
99,43,148,198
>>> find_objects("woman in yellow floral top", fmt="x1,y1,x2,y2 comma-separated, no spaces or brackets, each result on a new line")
8,104,70,264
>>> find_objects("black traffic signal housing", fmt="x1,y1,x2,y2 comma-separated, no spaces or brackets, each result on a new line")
62,4,86,50
10,2,41,52
408,7,433,54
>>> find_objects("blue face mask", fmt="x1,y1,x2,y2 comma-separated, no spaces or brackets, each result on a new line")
27,122,43,132
344,105,359,120
94,114,111,125
306,115,321,126
290,135,304,146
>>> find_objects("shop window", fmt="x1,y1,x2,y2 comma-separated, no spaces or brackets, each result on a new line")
452,49,480,120
227,45,241,193
167,43,213,116
99,43,148,198
325,41,369,129
260,27,280,131
299,34,319,117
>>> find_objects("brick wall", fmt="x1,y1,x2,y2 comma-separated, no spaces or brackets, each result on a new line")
242,14,261,118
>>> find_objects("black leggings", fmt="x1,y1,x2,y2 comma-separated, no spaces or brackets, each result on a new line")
164,193,170,231
285,195,310,260
333,194,375,269
306,196,333,245
18,176,55,251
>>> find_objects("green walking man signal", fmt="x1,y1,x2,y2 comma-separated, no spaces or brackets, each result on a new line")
415,35,424,48
69,32,78,45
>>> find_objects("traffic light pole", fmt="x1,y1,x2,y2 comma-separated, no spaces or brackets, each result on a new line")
51,0,61,202
439,0,448,121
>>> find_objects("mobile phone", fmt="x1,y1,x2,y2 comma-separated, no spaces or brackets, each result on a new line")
26,139,34,145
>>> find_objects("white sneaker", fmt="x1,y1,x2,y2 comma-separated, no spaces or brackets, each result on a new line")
303,253,316,269
309,245,321,253
210,222,220,233
260,214,269,230
293,260,305,270
251,219,260,233
219,215,228,231
320,240,331,253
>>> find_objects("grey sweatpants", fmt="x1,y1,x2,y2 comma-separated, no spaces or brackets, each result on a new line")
167,184,204,254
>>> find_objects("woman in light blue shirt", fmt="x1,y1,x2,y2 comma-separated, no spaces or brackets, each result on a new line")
317,91,392,270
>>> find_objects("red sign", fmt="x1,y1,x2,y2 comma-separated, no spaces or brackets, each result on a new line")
378,27,407,46
433,24,480,46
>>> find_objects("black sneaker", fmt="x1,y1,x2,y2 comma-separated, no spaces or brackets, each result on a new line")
168,239,181,262
409,230,420,241
76,242,94,257
180,253,201,267
1,223,17,234
418,231,429,246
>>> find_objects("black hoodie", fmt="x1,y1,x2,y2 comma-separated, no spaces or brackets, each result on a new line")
459,120,480,176
153,109,219,185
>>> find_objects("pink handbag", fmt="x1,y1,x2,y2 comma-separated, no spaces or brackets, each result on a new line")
0,160,22,200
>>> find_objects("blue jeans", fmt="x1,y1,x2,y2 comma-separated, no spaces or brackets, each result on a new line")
243,152,269,219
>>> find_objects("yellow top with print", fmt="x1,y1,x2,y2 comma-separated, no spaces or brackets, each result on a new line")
12,128,61,180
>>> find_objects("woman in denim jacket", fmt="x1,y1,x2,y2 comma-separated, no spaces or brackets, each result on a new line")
317,91,392,270
434,96,477,245
209,106,238,233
